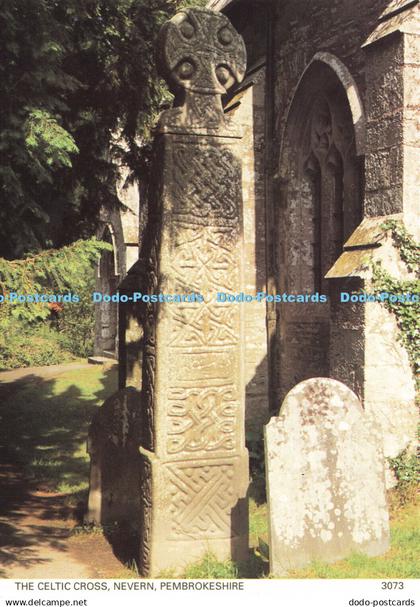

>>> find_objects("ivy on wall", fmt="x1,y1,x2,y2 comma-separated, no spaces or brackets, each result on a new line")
371,220,419,500
371,220,420,381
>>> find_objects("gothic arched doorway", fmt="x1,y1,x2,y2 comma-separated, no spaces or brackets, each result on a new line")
94,225,119,358
271,59,364,407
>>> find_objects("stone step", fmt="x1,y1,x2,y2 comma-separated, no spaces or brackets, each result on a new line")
87,356,117,366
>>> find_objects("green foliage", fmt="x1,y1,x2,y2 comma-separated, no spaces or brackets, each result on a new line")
371,221,419,506
25,109,79,171
0,0,81,255
56,279,97,358
0,238,111,323
388,448,420,508
0,364,117,491
249,498,268,546
286,500,420,579
0,321,74,370
0,238,111,367
381,220,420,274
162,498,420,579
182,553,239,579
372,266,420,377
1,354,418,581
389,450,420,485
0,0,207,258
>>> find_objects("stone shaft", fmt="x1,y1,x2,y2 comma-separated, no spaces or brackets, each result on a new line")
138,8,249,576
138,132,249,575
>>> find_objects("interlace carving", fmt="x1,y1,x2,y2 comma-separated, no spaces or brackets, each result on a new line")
166,461,238,539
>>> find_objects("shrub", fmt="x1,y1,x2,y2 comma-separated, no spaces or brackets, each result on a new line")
0,238,111,367
55,278,96,358
388,447,419,510
0,320,74,370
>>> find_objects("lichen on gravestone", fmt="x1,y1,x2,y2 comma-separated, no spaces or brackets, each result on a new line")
265,377,390,575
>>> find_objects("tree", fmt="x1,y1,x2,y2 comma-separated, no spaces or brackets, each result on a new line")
0,0,79,256
0,0,201,259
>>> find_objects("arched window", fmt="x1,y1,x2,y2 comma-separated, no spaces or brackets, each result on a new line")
95,224,119,357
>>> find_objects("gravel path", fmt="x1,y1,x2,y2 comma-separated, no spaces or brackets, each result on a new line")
0,363,130,579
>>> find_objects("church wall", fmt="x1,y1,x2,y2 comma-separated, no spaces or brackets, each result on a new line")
272,0,391,155
403,32,420,240
227,70,270,431
267,0,419,463
216,0,418,457
94,171,140,358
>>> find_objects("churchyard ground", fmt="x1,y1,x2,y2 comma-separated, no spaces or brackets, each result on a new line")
0,364,418,579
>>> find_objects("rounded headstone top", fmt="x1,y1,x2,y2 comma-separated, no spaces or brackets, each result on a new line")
157,8,247,96
279,377,362,425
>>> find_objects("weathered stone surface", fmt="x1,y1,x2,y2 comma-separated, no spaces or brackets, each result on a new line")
325,216,419,475
265,378,390,576
86,0,420,577
272,57,363,405
86,387,142,529
94,141,140,358
225,67,269,431
364,301,418,477
157,7,246,131
118,261,145,391
257,0,419,433
363,15,419,232
135,8,249,576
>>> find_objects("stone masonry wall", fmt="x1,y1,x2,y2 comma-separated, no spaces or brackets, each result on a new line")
270,0,418,414
227,70,270,431
223,0,419,453
273,0,393,161
403,31,420,240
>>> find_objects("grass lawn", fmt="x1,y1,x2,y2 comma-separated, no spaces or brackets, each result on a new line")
168,496,418,579
0,364,418,579
0,364,117,499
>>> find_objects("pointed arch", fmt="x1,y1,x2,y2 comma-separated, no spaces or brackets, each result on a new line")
270,57,364,407
94,221,123,358
279,52,366,159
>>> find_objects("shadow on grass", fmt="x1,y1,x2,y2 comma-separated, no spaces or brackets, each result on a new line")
0,365,117,577
237,550,268,578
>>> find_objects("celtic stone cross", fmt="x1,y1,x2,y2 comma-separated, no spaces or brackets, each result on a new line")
157,8,246,129
135,8,249,575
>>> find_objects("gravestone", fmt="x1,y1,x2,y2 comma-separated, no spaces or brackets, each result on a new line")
86,387,141,527
265,378,390,575
136,8,249,576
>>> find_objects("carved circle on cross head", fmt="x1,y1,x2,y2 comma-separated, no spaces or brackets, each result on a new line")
157,8,247,96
